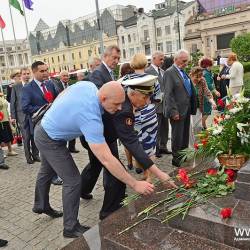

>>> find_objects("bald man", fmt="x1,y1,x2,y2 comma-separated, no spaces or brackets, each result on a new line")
33,81,154,238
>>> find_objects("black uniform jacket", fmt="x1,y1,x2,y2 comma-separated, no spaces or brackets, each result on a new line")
104,94,154,170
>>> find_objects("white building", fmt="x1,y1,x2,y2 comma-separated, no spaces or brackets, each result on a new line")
0,39,31,84
117,0,196,62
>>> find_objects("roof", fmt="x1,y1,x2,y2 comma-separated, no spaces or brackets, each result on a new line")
34,19,50,32
122,15,137,27
151,1,195,19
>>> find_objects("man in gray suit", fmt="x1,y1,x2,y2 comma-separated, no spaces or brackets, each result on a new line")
145,51,171,158
163,50,197,167
10,68,39,164
53,70,80,153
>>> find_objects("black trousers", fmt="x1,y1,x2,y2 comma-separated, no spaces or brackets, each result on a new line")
68,139,76,151
80,136,126,220
170,112,190,164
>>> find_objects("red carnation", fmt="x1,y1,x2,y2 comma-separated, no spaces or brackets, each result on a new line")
217,98,225,108
207,168,218,176
220,208,232,219
194,143,199,150
44,91,54,103
176,193,184,198
225,169,236,182
0,111,4,121
177,168,190,184
201,139,208,146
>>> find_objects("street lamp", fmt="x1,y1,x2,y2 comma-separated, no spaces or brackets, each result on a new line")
95,0,104,56
176,0,181,49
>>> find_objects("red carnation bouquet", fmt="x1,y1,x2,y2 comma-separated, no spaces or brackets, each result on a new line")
0,111,4,121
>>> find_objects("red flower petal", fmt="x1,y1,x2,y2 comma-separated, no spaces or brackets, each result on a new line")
207,168,218,176
220,208,232,219
194,143,199,150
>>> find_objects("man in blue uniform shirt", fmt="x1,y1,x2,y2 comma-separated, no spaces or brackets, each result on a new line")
33,81,155,238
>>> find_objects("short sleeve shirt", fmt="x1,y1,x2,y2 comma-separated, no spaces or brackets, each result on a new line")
41,81,105,144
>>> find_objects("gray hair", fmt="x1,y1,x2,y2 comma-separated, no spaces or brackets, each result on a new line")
59,70,69,76
152,51,164,59
103,45,120,57
174,49,189,60
88,57,101,66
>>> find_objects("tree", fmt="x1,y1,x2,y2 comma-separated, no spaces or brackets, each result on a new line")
230,33,250,62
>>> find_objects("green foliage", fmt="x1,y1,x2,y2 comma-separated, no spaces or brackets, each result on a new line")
186,50,204,74
230,33,250,61
242,62,250,73
244,72,250,97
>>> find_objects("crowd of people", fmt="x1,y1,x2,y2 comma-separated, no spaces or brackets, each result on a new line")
0,44,244,244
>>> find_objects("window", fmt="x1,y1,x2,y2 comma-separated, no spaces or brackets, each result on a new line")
144,30,149,41
123,49,126,59
80,63,83,69
157,43,163,51
88,50,92,57
58,56,60,62
0,48,3,52
136,47,140,53
191,44,198,53
72,53,75,60
145,44,151,55
156,27,162,37
79,51,82,58
63,54,65,61
176,40,180,50
166,41,172,53
51,57,54,63
122,36,125,44
18,54,23,65
129,48,135,57
165,25,171,35
217,33,235,50
128,34,131,43
133,33,136,42
73,65,76,70
206,37,210,47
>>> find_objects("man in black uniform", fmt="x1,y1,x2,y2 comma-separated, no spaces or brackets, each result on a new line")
81,74,177,220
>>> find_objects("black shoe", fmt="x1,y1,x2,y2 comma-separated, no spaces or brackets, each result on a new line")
27,158,34,164
159,148,172,154
75,223,90,233
33,156,41,162
0,164,9,170
63,229,83,238
135,168,143,174
81,193,93,200
32,207,63,218
127,164,133,170
155,152,162,158
172,159,181,167
52,177,63,185
0,239,8,247
69,149,80,153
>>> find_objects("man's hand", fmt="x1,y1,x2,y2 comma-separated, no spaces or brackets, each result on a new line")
133,180,154,195
172,114,180,121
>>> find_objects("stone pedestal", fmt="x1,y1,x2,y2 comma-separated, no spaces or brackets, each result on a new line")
63,160,250,250
234,161,250,201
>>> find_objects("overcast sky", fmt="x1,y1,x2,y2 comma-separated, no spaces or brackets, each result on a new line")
0,0,184,41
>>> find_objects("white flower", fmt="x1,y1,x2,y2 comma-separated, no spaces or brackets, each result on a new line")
212,126,223,135
225,115,231,120
237,123,248,132
229,107,243,114
237,97,250,104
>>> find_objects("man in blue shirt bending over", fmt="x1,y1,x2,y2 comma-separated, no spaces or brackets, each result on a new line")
32,81,154,238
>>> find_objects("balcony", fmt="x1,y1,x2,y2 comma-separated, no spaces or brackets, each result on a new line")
140,37,150,44
184,31,201,41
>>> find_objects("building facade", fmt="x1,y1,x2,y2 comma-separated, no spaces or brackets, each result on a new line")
30,5,136,73
184,1,250,58
117,0,196,62
0,39,31,84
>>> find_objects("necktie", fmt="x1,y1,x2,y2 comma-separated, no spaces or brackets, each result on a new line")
181,70,192,96
110,71,115,80
158,67,163,82
41,82,47,94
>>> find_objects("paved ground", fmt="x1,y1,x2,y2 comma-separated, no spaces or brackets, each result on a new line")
0,141,174,250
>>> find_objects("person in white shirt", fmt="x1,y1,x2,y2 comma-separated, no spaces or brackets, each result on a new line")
221,53,244,95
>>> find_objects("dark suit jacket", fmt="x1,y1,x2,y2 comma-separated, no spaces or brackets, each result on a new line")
10,83,26,124
89,63,115,142
145,65,165,113
53,80,68,93
163,65,197,119
89,63,112,89
21,80,58,132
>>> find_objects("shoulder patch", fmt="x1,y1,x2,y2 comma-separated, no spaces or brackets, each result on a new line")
125,118,133,126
